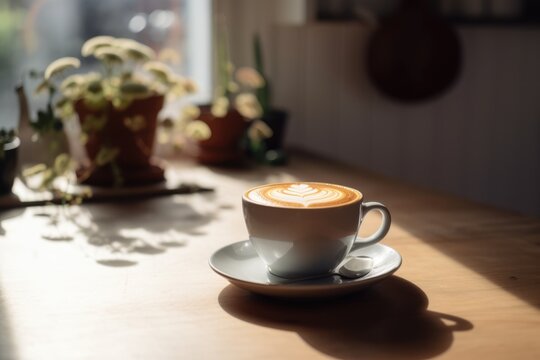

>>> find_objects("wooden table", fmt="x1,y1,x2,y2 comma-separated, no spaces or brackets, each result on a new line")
0,154,539,360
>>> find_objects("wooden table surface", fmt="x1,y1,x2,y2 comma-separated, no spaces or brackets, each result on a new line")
0,154,539,360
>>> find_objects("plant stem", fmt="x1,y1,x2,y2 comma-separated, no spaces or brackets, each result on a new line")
214,9,232,101
254,34,270,115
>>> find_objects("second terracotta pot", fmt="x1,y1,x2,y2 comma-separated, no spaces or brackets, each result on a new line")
195,105,248,165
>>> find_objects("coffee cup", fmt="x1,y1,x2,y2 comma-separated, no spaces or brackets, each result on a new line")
242,182,391,279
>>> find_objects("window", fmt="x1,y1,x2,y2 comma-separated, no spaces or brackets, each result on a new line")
0,0,212,129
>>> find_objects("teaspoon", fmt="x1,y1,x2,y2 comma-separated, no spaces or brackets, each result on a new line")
271,256,374,284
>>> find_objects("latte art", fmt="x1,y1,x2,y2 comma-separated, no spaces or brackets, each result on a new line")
245,182,361,208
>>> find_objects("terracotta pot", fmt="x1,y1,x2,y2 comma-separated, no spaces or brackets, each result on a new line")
195,105,248,165
0,137,20,195
261,109,288,151
247,108,288,166
74,95,165,186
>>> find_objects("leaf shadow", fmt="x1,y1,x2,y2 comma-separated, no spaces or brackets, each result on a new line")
96,259,138,267
64,194,218,266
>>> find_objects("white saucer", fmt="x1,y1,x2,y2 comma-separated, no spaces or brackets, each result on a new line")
209,240,402,298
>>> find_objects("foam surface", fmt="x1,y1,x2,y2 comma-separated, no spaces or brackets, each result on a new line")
245,182,361,208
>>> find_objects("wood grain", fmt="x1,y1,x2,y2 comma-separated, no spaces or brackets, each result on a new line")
0,154,539,359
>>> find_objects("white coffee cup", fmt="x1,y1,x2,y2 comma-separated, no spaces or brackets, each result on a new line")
242,182,391,279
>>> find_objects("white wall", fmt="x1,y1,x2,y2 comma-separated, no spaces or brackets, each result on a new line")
221,2,540,216
218,0,306,76
272,23,540,216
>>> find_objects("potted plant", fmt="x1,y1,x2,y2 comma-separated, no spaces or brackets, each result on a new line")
0,129,20,194
28,36,199,187
247,34,288,166
193,15,272,165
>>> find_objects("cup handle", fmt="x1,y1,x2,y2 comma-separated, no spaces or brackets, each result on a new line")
350,202,391,252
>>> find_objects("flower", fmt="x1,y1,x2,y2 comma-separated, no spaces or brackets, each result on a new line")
60,74,83,91
55,97,74,118
94,47,125,64
235,93,262,119
44,57,81,80
123,115,146,132
115,38,155,61
60,74,84,98
158,47,182,64
248,119,273,141
166,75,198,98
53,153,73,175
235,67,265,88
143,61,172,83
227,81,239,93
80,72,102,83
211,97,229,118
22,163,47,177
183,79,198,94
81,35,115,57
182,105,200,120
34,80,50,94
185,120,211,141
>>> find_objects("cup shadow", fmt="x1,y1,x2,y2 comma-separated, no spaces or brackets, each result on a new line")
218,276,473,360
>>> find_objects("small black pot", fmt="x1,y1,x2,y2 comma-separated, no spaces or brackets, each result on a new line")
261,109,288,151
0,137,20,194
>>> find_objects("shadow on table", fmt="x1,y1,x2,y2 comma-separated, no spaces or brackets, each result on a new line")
0,289,17,360
218,276,472,360
391,200,540,309
35,192,221,267
0,207,24,237
260,152,540,310
0,209,22,358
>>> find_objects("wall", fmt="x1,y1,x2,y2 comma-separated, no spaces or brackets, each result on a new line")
221,2,540,216
272,23,540,216
218,0,306,76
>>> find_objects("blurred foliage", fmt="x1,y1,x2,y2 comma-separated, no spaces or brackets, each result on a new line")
0,128,17,159
0,5,23,71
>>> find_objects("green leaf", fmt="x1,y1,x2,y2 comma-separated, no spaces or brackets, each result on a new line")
53,153,72,175
87,80,103,94
120,82,149,97
95,147,119,166
83,93,107,111
22,163,47,177
82,114,107,132
31,103,60,134
254,34,264,76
